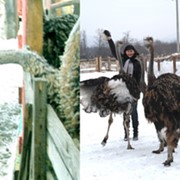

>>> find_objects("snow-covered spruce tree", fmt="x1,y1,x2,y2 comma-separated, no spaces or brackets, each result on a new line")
59,18,80,143
0,18,80,147
43,14,78,68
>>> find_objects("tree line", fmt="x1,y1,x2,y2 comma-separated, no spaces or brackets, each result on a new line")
80,29,177,59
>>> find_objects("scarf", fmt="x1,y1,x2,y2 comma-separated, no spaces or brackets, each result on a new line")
123,59,134,76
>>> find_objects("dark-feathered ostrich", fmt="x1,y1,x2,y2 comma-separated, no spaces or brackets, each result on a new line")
80,30,141,149
142,37,180,166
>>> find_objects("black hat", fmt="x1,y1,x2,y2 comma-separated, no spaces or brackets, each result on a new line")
123,44,139,60
124,45,137,52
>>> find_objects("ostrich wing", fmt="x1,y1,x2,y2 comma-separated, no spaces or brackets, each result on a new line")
156,73,180,112
80,76,110,115
143,73,180,123
80,74,140,117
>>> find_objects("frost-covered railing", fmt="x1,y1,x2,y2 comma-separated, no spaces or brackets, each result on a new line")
143,53,180,74
81,54,180,74
45,0,80,18
17,72,79,180
80,56,119,72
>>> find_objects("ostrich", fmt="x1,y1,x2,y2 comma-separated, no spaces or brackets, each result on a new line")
142,37,180,166
80,30,141,149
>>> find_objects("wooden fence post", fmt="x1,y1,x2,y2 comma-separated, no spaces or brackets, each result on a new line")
23,0,43,54
99,56,102,72
31,78,47,180
157,60,161,71
107,57,111,71
96,56,101,72
95,57,98,71
173,57,177,74
18,103,33,180
116,60,119,71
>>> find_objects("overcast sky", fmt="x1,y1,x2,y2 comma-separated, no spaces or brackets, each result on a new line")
80,0,179,45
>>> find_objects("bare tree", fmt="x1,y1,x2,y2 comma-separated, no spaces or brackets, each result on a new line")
122,31,135,44
80,30,88,58
93,28,108,56
80,29,178,59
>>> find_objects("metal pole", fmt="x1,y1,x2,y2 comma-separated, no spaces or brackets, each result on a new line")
176,0,180,52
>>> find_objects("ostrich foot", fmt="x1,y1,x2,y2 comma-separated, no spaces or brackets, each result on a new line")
163,159,173,166
152,148,175,154
101,137,108,146
127,144,134,150
152,149,163,154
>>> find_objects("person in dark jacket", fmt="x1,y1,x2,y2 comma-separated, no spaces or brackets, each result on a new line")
103,30,142,141
122,44,141,141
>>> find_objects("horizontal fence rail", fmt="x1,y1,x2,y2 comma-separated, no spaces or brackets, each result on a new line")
81,54,180,74
80,57,119,73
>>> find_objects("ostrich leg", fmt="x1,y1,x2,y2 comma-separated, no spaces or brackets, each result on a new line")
152,122,166,154
163,145,174,166
101,113,113,146
163,132,178,166
152,140,165,154
123,112,134,149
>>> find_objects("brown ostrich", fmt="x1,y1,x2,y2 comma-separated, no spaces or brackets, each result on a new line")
80,30,141,149
143,37,180,166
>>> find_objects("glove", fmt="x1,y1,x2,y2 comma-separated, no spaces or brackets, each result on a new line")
104,30,111,37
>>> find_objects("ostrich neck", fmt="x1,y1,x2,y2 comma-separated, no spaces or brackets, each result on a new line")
139,57,146,94
115,43,124,74
149,46,154,75
118,50,123,73
148,46,155,85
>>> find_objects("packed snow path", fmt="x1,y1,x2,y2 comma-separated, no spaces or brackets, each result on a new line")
80,63,180,180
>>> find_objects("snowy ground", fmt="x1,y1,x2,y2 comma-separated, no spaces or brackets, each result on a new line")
0,39,23,179
80,61,180,180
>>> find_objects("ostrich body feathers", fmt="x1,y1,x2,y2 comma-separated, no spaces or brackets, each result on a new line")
143,72,180,162
81,73,140,117
143,73,180,124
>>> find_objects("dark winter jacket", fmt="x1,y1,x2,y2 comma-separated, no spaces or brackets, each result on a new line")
106,38,141,85
122,45,141,85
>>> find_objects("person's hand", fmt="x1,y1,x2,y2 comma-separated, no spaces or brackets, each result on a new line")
104,30,111,38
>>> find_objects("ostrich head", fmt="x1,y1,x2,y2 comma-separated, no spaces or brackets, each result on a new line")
144,37,154,49
116,40,124,49
144,36,156,86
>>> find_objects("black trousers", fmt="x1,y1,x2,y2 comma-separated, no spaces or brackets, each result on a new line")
124,102,139,137
131,102,139,132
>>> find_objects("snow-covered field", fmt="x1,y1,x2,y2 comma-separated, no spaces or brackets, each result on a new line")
0,39,23,179
80,61,180,180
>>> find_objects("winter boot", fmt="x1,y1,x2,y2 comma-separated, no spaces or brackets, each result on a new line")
133,128,138,141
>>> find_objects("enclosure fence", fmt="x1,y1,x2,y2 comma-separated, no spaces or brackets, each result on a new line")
80,54,180,74
15,72,79,180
